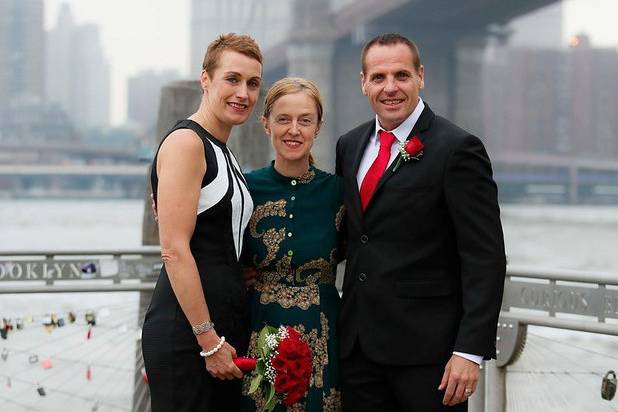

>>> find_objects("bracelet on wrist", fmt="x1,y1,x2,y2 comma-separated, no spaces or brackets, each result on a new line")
192,320,214,336
199,336,225,358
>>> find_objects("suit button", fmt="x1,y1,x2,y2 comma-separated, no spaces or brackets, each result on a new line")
360,234,368,244
358,272,367,282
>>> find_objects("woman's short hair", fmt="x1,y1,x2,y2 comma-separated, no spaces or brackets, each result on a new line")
202,33,263,76
262,77,323,125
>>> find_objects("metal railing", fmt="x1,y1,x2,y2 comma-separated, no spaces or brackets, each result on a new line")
473,265,618,412
2,252,617,411
0,249,159,411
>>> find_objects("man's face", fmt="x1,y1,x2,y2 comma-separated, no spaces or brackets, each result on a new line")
361,43,424,131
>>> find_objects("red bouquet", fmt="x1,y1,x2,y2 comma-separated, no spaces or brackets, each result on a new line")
234,325,312,411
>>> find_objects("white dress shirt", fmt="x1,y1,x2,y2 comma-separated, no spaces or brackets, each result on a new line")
356,98,425,189
355,97,482,366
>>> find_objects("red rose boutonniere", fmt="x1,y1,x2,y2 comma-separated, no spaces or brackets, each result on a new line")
392,135,424,172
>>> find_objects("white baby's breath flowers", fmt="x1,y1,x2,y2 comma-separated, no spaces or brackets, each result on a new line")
277,326,289,340
266,334,279,350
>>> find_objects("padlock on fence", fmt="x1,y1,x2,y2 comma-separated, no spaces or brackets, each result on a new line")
602,370,616,401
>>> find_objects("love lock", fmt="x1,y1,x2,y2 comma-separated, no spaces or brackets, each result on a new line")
601,370,616,401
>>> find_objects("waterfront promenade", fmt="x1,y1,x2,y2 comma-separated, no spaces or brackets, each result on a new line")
1,200,618,411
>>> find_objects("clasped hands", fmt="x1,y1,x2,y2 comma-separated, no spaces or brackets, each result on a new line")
198,330,243,380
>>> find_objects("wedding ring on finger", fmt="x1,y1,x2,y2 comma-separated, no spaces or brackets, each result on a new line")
464,388,473,396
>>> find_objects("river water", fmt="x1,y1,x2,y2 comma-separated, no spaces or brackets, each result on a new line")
1,199,617,411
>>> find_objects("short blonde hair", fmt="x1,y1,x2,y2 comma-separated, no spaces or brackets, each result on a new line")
202,33,263,77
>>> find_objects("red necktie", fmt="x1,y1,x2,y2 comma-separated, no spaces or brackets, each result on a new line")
360,130,396,211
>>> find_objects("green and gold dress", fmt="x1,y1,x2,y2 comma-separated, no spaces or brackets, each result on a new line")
240,163,344,412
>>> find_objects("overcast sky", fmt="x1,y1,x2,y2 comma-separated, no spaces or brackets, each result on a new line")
44,0,618,126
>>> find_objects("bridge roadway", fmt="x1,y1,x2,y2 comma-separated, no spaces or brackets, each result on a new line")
0,164,149,177
0,141,144,159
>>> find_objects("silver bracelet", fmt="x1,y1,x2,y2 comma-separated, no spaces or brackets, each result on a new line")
192,320,214,336
199,336,225,357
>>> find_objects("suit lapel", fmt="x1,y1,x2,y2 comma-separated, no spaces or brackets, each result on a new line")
366,105,435,211
350,122,376,214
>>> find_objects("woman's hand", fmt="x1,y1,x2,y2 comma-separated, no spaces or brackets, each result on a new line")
243,265,258,288
198,331,243,380
150,194,159,223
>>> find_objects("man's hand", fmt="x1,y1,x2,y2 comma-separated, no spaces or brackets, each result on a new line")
243,265,258,288
150,193,159,223
438,354,480,406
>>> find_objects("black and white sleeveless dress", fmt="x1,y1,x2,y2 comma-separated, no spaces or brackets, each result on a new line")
142,119,253,412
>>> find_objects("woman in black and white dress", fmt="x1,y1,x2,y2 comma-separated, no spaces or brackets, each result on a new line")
141,34,262,412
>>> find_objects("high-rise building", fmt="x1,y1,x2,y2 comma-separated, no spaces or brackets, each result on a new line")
0,0,44,109
568,35,618,159
46,4,111,129
482,48,567,156
45,4,73,119
189,0,292,76
482,40,618,160
507,2,564,49
127,69,181,132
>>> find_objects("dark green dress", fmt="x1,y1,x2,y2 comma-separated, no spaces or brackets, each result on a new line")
240,164,344,412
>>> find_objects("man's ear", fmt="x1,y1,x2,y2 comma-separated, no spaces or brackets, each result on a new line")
418,65,425,90
360,71,367,96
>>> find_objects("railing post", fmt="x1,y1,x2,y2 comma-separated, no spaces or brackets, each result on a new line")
485,360,506,412
468,363,485,412
132,285,154,412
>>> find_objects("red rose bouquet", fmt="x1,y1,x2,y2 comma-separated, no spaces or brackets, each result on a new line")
234,325,312,411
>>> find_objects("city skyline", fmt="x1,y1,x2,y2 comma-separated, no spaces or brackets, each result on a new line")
43,0,618,126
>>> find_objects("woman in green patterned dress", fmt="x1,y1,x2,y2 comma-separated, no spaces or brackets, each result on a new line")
240,78,343,411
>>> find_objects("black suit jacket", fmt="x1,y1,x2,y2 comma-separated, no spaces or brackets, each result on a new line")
335,104,506,366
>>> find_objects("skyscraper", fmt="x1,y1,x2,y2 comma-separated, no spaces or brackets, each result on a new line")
46,4,111,129
189,0,292,76
0,0,44,109
508,2,564,49
482,40,618,160
127,69,181,133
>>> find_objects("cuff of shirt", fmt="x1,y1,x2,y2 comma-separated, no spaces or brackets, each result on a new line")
452,352,483,365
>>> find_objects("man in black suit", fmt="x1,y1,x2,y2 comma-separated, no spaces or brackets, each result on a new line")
336,33,506,411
